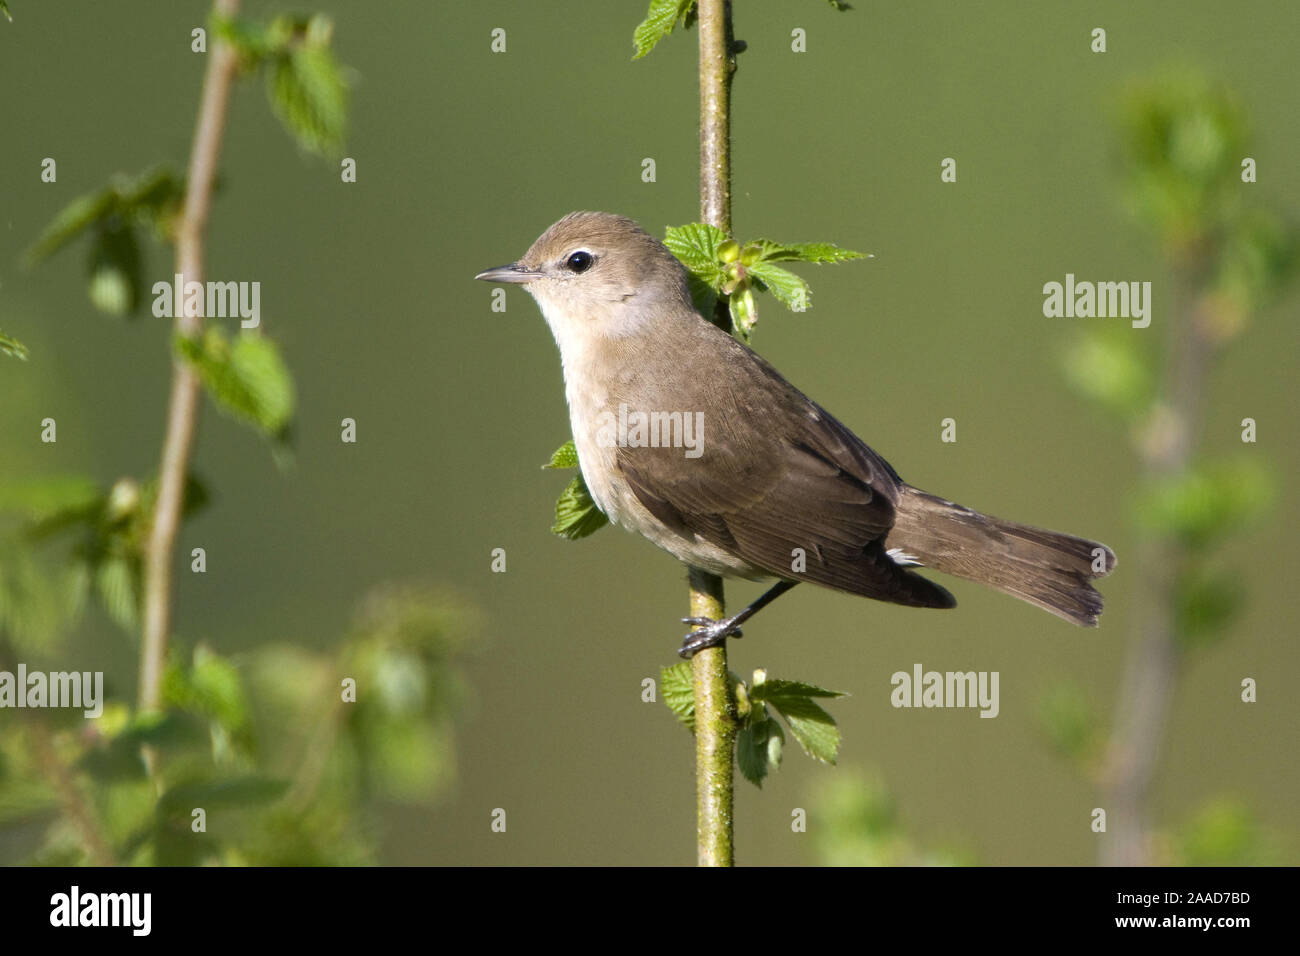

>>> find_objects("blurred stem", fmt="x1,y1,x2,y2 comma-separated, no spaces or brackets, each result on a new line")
138,0,241,724
692,0,738,867
1100,254,1215,866
26,717,116,866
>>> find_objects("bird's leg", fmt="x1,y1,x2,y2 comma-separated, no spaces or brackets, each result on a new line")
679,580,799,658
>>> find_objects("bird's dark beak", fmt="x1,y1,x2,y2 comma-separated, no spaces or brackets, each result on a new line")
474,262,543,284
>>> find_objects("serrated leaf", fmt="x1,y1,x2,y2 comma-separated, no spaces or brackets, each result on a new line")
749,678,846,702
551,474,609,540
632,0,695,59
750,238,864,264
748,260,811,312
767,694,840,764
660,661,695,732
664,222,729,283
24,187,118,266
267,43,347,156
0,331,29,361
666,222,729,318
177,330,295,440
543,439,578,469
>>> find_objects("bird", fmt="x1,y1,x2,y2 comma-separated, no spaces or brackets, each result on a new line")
477,212,1116,657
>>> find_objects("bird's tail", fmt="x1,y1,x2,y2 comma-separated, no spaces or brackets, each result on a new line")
889,486,1117,626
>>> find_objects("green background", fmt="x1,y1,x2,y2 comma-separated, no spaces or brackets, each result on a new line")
1,0,1296,865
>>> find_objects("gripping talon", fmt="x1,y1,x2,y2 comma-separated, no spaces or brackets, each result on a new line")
677,616,744,658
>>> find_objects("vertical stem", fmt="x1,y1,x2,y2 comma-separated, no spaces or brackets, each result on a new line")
138,0,242,716
697,0,733,235
693,0,737,867
1100,260,1213,866
690,568,734,867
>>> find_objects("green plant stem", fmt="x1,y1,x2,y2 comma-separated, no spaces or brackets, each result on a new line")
138,0,242,720
692,0,738,868
1100,257,1213,866
690,567,735,866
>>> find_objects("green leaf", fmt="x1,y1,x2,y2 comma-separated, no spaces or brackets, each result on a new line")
163,645,253,743
1136,458,1272,546
87,218,143,316
1175,798,1276,866
748,261,810,312
79,712,206,782
748,678,846,702
177,329,296,440
1063,332,1152,418
95,554,138,630
24,167,183,268
1175,568,1242,647
267,30,347,155
660,661,695,732
158,775,288,816
632,0,695,59
664,222,728,285
728,284,756,340
0,544,66,652
117,167,185,240
750,239,864,264
543,439,579,469
212,13,277,68
0,330,29,361
0,3,11,23
764,693,841,764
24,187,118,266
0,476,101,519
736,715,784,788
1038,683,1098,762
551,474,609,540
665,222,729,317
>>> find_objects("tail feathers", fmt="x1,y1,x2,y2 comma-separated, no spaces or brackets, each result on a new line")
889,486,1117,627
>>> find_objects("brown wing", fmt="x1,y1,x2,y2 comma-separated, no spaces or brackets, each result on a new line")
613,336,954,609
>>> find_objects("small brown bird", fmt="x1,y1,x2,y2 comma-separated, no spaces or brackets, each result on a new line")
478,212,1116,656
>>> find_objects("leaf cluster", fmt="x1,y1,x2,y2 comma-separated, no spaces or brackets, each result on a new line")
661,663,845,787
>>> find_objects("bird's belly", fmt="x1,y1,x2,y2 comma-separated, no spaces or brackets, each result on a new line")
567,390,766,581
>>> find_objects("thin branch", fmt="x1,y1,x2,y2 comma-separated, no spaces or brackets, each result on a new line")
26,716,117,866
692,0,738,868
138,0,243,715
1100,259,1214,866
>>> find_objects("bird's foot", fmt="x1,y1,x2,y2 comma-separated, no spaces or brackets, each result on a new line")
678,616,744,659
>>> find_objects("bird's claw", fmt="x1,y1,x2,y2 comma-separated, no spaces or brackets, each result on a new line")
678,616,743,659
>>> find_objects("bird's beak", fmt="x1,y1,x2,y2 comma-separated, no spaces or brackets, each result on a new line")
474,262,543,284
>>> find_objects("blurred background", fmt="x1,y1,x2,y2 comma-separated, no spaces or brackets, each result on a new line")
1,0,1296,865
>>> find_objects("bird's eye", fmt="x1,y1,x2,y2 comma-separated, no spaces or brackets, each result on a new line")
565,250,594,273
